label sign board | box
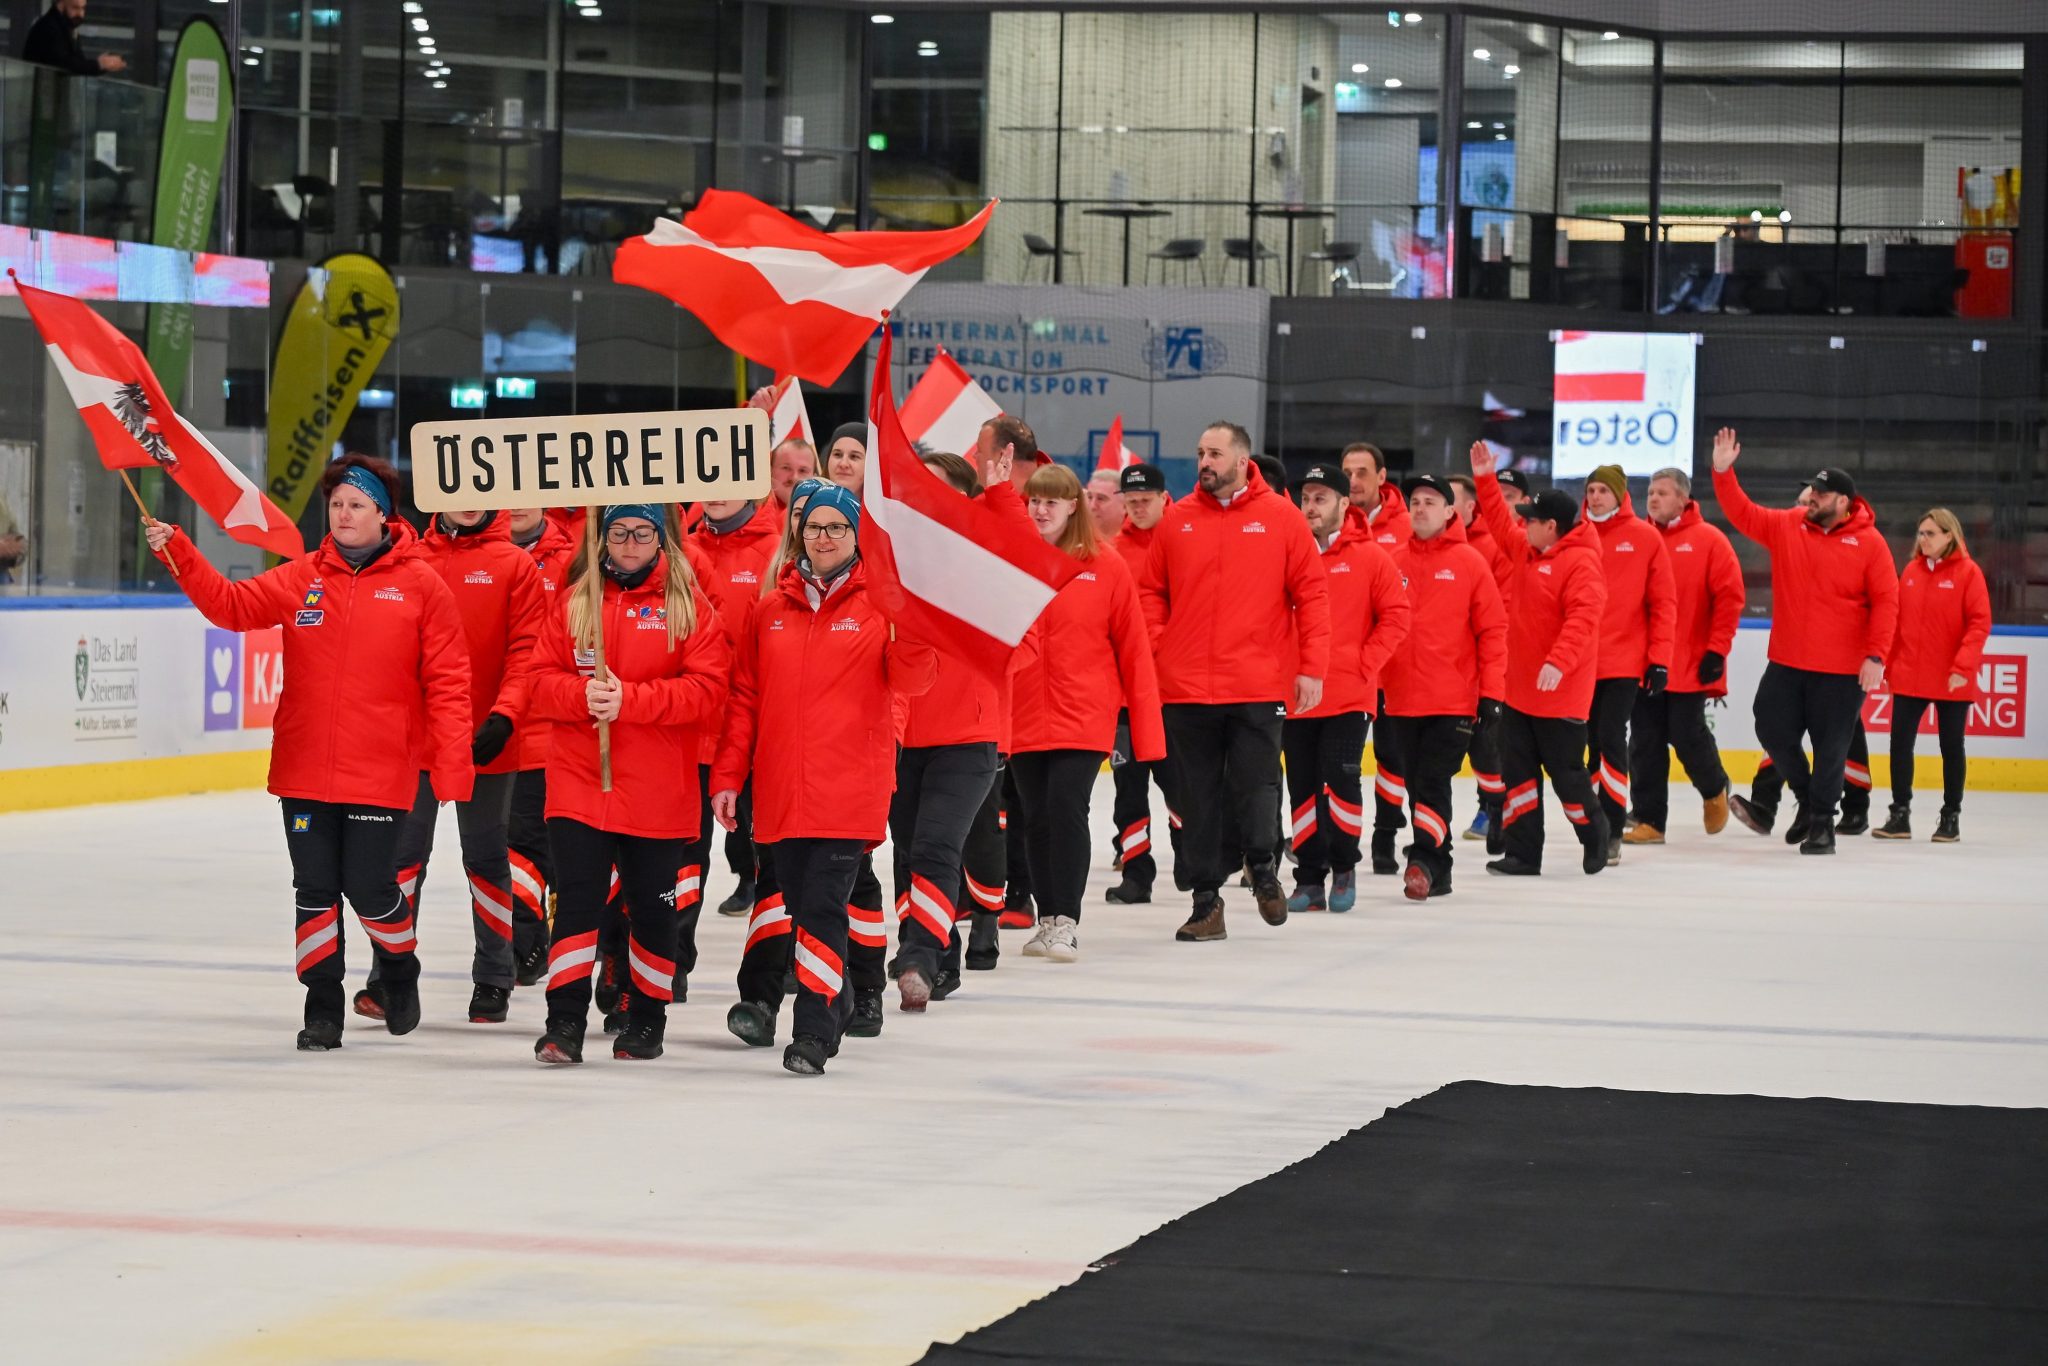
[1551,330,1697,481]
[1864,656,2028,739]
[410,408,771,512]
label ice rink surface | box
[3,776,2045,1364]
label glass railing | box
[0,56,166,244]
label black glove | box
[471,713,514,765]
[1696,651,1726,686]
[1642,665,1668,697]
[1476,698,1504,732]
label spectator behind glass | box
[23,0,127,75]
[0,489,24,584]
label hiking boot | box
[1370,831,1398,875]
[1251,872,1287,926]
[1103,877,1151,904]
[296,1019,343,1052]
[1835,810,1870,837]
[593,954,622,1015]
[1728,793,1774,836]
[1622,823,1665,845]
[964,910,1001,971]
[381,979,421,1036]
[514,938,548,987]
[930,968,962,1001]
[783,1035,829,1075]
[534,1016,585,1065]
[468,984,510,1024]
[1932,810,1961,844]
[846,988,884,1038]
[725,1000,777,1047]
[1486,856,1540,876]
[1873,805,1911,840]
[1402,862,1431,902]
[612,1014,666,1060]
[1800,823,1836,856]
[716,878,755,918]
[602,1006,629,1036]
[1286,880,1325,914]
[1174,895,1227,942]
[1328,869,1357,913]
[1703,787,1730,835]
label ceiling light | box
[1473,48,1490,61]
[1504,64,1520,75]
[1383,77,1402,88]
[584,7,601,15]
[1602,31,1619,40]
[245,44,264,53]
[1466,120,1481,128]
[1494,133,1506,141]
[872,12,894,22]
[411,17,429,31]
[1492,122,1505,130]
[432,80,447,89]
[403,2,422,11]
[243,56,258,65]
[1350,63,1369,74]
[917,48,938,57]
[1404,11,1422,21]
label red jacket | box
[1583,494,1677,681]
[1713,466,1899,675]
[1140,464,1331,705]
[1478,473,1608,720]
[414,514,549,775]
[529,553,730,840]
[507,517,578,772]
[1011,548,1165,758]
[900,482,1034,749]
[1463,513,1513,596]
[1361,483,1411,552]
[1888,549,1992,700]
[1383,530,1507,717]
[1290,508,1412,718]
[159,521,474,810]
[1114,516,1161,584]
[688,506,782,763]
[1655,502,1744,698]
[713,561,938,844]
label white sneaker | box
[1022,920,1056,958]
[1044,915,1079,963]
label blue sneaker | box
[1462,810,1490,841]
[1286,881,1326,914]
[1328,869,1356,913]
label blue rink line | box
[8,950,2044,1050]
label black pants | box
[1752,662,1866,824]
[737,843,889,1010]
[963,764,1008,920]
[543,817,687,1026]
[1110,711,1179,888]
[387,769,516,990]
[1468,713,1505,822]
[668,766,714,993]
[1889,696,1970,813]
[282,800,414,1026]
[1282,711,1368,884]
[1500,707,1606,870]
[768,837,864,1047]
[1628,691,1730,831]
[507,768,551,965]
[1752,725,1871,819]
[1009,748,1103,922]
[1000,763,1032,908]
[1587,677,1640,832]
[890,742,1000,980]
[1381,714,1473,889]
[1162,701,1285,898]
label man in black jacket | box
[23,1,127,76]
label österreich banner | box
[266,253,400,523]
[409,409,771,512]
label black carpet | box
[920,1083,2048,1364]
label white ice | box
[3,776,2045,1364]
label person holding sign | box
[712,481,937,1073]
[527,505,729,1065]
[146,454,474,1051]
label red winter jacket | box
[1290,508,1412,718]
[688,506,781,763]
[1114,516,1162,585]
[415,514,549,775]
[529,553,730,840]
[507,517,578,772]
[1713,466,1899,675]
[1463,513,1513,597]
[713,561,938,844]
[900,481,1035,749]
[1140,463,1331,705]
[1888,549,1992,701]
[1011,548,1165,758]
[1360,483,1411,552]
[1582,493,1677,681]
[159,521,474,810]
[1478,473,1608,720]
[1655,502,1744,698]
[1383,530,1508,717]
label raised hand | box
[1712,427,1741,472]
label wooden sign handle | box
[586,509,612,792]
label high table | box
[1082,205,1172,285]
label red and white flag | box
[14,278,302,558]
[862,328,1080,679]
[1096,415,1141,471]
[769,373,811,446]
[899,349,1002,459]
[613,189,996,385]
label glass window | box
[869,10,989,241]
[1328,10,1446,298]
[717,5,862,225]
[1555,28,1656,309]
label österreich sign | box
[410,408,770,512]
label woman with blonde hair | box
[1877,508,1990,843]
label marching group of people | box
[145,409,1993,1074]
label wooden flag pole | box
[119,469,178,578]
[585,508,612,792]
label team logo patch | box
[1434,568,1456,580]
[1329,562,1352,574]
[1938,580,1956,590]
[374,587,405,601]
[1076,571,1098,582]
[734,570,759,585]
[1842,536,1861,546]
[1242,521,1267,533]
[295,609,326,627]
[1538,564,1554,575]
[830,617,862,632]
[464,570,494,585]
[1676,543,1695,553]
[769,618,785,631]
[290,814,312,833]
[301,587,324,607]
[1615,541,1635,552]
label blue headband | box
[789,478,860,539]
[601,503,664,535]
[339,464,393,516]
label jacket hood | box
[423,509,513,548]
[529,516,575,561]
[1371,482,1408,519]
[1319,504,1372,554]
[1543,514,1604,560]
[1807,495,1878,538]
[1660,499,1704,533]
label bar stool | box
[1022,232,1080,282]
[1303,240,1361,294]
[1146,238,1206,285]
[1223,237,1278,285]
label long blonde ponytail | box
[563,508,700,650]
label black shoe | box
[1585,816,1612,875]
[1933,810,1961,844]
[1784,805,1812,846]
[782,966,798,996]
[1604,836,1621,868]
[1485,807,1504,857]
[846,988,884,1038]
[514,938,548,987]
[296,1019,343,1051]
[351,982,387,1021]
[1487,856,1541,877]
[382,979,421,1036]
[1800,823,1836,856]
[783,1035,829,1075]
[1430,871,1453,898]
[593,954,622,1014]
[1835,811,1870,837]
[1371,831,1398,875]
[716,878,755,918]
[1251,871,1287,926]
[535,1016,585,1065]
[1874,806,1911,840]
[1728,793,1775,836]
[726,1001,777,1047]
[602,1007,629,1036]
[467,984,510,1023]
[930,967,962,1001]
[1104,877,1152,904]
[964,910,1001,971]
[613,1013,666,1060]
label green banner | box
[144,18,233,407]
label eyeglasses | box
[802,522,852,542]
[605,526,658,545]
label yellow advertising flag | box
[266,253,400,522]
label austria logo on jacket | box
[1675,543,1695,553]
[374,587,406,601]
[830,616,862,633]
[464,570,494,585]
[1242,521,1267,534]
[1615,541,1634,553]
[1328,562,1352,575]
[1537,564,1553,575]
[1843,535,1861,546]
[1077,571,1098,582]
[1434,568,1457,580]
[733,569,759,585]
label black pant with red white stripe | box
[1586,677,1639,836]
[543,817,688,1028]
[760,837,863,1047]
[1500,707,1607,870]
[737,844,887,1009]
[507,768,552,967]
[1371,690,1410,859]
[1110,719,1180,890]
[1379,713,1474,890]
[962,765,1008,923]
[282,800,416,1027]
[999,763,1031,910]
[1749,722,1871,820]
[383,770,517,990]
[890,742,1000,983]
[1282,711,1368,885]
[1467,710,1505,824]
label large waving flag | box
[614,190,996,386]
[899,349,1003,459]
[1096,414,1141,471]
[862,327,1081,679]
[15,278,302,558]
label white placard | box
[1551,330,1697,481]
[410,408,771,512]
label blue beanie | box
[789,478,860,541]
[601,503,663,535]
[339,464,393,516]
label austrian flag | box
[899,349,1002,460]
[1097,414,1141,471]
[614,190,996,385]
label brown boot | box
[1174,896,1227,942]
[1622,823,1665,845]
[1703,786,1730,835]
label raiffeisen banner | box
[1551,330,1698,480]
